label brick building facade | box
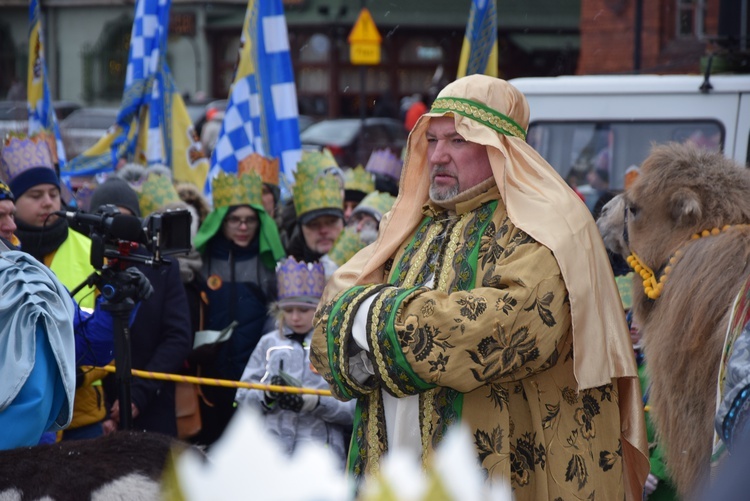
[578,0,722,74]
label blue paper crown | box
[276,257,326,305]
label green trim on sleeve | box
[369,286,436,396]
[326,284,387,399]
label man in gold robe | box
[311,75,648,500]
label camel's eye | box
[628,204,639,217]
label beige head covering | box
[338,75,635,388]
[325,75,647,496]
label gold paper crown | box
[344,165,375,194]
[353,191,396,221]
[292,151,343,218]
[238,153,280,186]
[211,171,263,209]
[296,149,338,175]
[138,173,181,216]
[292,174,343,218]
[327,228,366,267]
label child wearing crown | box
[235,257,354,465]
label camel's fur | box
[604,143,750,497]
[596,193,629,259]
[0,431,200,500]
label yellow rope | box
[93,365,332,397]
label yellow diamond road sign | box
[348,8,382,65]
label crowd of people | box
[4,74,749,500]
[0,116,401,462]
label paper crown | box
[344,165,375,195]
[139,173,181,217]
[615,272,634,310]
[297,149,339,174]
[238,153,280,186]
[293,152,343,218]
[276,257,326,305]
[0,133,55,184]
[211,171,263,210]
[365,148,403,181]
[352,191,396,222]
[327,228,366,267]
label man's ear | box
[669,187,702,227]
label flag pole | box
[358,0,367,165]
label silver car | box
[60,107,118,159]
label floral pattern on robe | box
[312,188,627,500]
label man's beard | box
[358,226,379,245]
[429,182,459,201]
[429,167,460,201]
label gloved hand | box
[266,375,319,412]
[124,266,153,302]
[263,374,286,407]
[644,473,659,497]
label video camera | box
[55,204,192,270]
[57,204,192,432]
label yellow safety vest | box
[47,229,96,309]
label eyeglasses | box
[225,215,259,227]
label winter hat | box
[89,177,141,217]
[0,180,14,202]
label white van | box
[509,74,750,209]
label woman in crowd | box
[191,171,285,446]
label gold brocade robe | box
[312,188,627,500]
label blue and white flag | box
[205,0,302,200]
[65,0,209,189]
[27,0,67,170]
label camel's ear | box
[669,187,702,226]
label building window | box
[299,33,330,63]
[677,0,706,38]
[291,31,332,116]
[82,16,132,102]
[0,22,20,99]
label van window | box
[527,120,724,211]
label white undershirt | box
[350,276,436,457]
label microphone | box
[55,210,145,243]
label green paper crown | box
[293,151,343,217]
[296,149,338,175]
[327,228,366,267]
[344,165,374,194]
[615,272,634,310]
[292,173,343,218]
[353,191,396,221]
[138,173,181,216]
[211,171,263,209]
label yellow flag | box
[457,0,499,78]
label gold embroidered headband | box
[430,96,527,141]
